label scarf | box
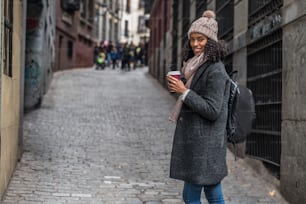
[169,53,205,123]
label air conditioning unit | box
[61,0,80,12]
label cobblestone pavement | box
[1,67,289,204]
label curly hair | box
[182,38,227,63]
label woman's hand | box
[167,76,187,94]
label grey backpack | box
[226,71,256,158]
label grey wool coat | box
[170,61,230,185]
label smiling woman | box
[189,33,207,56]
[166,10,229,204]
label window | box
[61,0,80,12]
[114,22,119,41]
[124,20,129,37]
[109,18,112,40]
[126,0,130,13]
[138,0,144,9]
[3,0,13,77]
[216,0,234,41]
[196,0,207,18]
[102,15,107,40]
[88,0,93,22]
[109,0,113,10]
[67,41,73,59]
[138,16,146,33]
[80,0,86,18]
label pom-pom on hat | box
[187,10,218,42]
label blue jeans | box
[183,182,225,204]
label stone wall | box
[24,0,55,110]
[0,0,25,199]
[281,1,306,202]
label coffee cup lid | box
[167,71,181,75]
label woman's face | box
[189,33,208,56]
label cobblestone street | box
[1,67,288,204]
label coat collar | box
[190,61,211,88]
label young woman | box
[167,10,229,204]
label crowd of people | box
[93,40,147,71]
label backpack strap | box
[229,70,238,81]
[229,70,238,76]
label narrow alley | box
[1,67,288,204]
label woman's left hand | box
[167,76,187,94]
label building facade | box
[93,0,149,46]
[149,0,306,203]
[75,0,95,68]
[24,0,55,110]
[55,0,78,71]
[120,0,149,45]
[0,0,27,199]
[280,1,306,203]
[55,0,95,71]
[94,0,121,44]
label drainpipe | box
[18,0,27,160]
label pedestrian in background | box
[116,41,123,68]
[121,42,131,71]
[93,41,103,66]
[166,10,229,204]
[95,49,106,70]
[107,41,114,67]
[135,42,144,67]
[110,47,118,69]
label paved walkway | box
[1,67,288,204]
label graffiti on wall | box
[24,0,55,110]
[24,54,43,108]
[24,14,43,109]
[25,60,41,96]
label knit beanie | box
[187,10,218,42]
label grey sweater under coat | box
[170,61,230,185]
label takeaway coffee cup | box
[167,71,181,80]
[167,71,181,92]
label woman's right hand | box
[167,76,187,94]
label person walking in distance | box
[167,10,229,204]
